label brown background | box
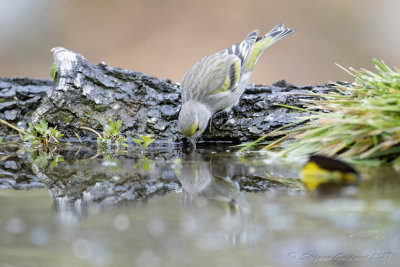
[1,0,399,85]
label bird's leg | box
[208,110,230,132]
[214,110,230,120]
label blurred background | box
[0,0,399,85]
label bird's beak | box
[190,137,198,150]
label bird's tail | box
[245,23,295,71]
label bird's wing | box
[205,53,241,97]
[220,29,258,73]
[181,53,242,101]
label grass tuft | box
[266,59,400,166]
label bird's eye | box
[196,125,200,132]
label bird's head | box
[178,101,212,148]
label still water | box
[0,143,399,267]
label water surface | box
[0,143,399,267]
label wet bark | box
[2,47,337,144]
[0,77,52,137]
[0,144,44,189]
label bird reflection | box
[30,149,256,246]
[177,153,254,246]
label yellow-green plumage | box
[246,37,273,71]
[180,122,198,137]
[178,23,295,148]
[211,60,240,95]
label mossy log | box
[1,47,337,144]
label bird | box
[301,155,360,190]
[178,23,295,149]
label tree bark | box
[1,47,337,144]
[0,77,52,136]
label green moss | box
[93,104,106,112]
[50,61,58,83]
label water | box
[0,143,399,267]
